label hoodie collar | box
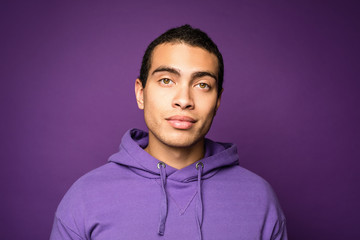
[108,128,239,181]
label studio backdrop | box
[1,1,359,239]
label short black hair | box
[139,24,224,95]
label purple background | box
[1,1,359,239]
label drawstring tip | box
[158,225,165,236]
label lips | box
[166,115,196,130]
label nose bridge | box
[172,83,194,109]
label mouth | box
[166,115,197,130]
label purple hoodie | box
[51,129,287,240]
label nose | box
[172,86,194,110]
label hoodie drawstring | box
[157,162,168,236]
[157,161,204,240]
[196,161,204,240]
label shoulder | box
[216,164,274,191]
[212,165,284,212]
[71,161,135,187]
[55,162,127,215]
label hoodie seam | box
[55,215,84,240]
[179,192,197,215]
[154,179,198,215]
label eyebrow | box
[151,66,217,81]
[151,66,180,76]
[191,71,217,82]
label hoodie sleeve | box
[50,216,84,240]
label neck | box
[145,135,205,170]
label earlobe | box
[135,79,144,110]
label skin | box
[135,43,222,169]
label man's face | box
[135,43,221,148]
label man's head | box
[139,24,224,95]
[135,25,224,150]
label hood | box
[108,128,239,181]
[108,128,239,239]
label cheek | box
[143,92,169,119]
[197,96,218,116]
[146,87,174,107]
[145,95,167,111]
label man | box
[51,25,287,240]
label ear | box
[135,79,144,110]
[215,88,223,113]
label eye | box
[196,82,210,89]
[159,78,174,85]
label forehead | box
[149,43,218,75]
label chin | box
[163,139,198,148]
[161,131,204,148]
